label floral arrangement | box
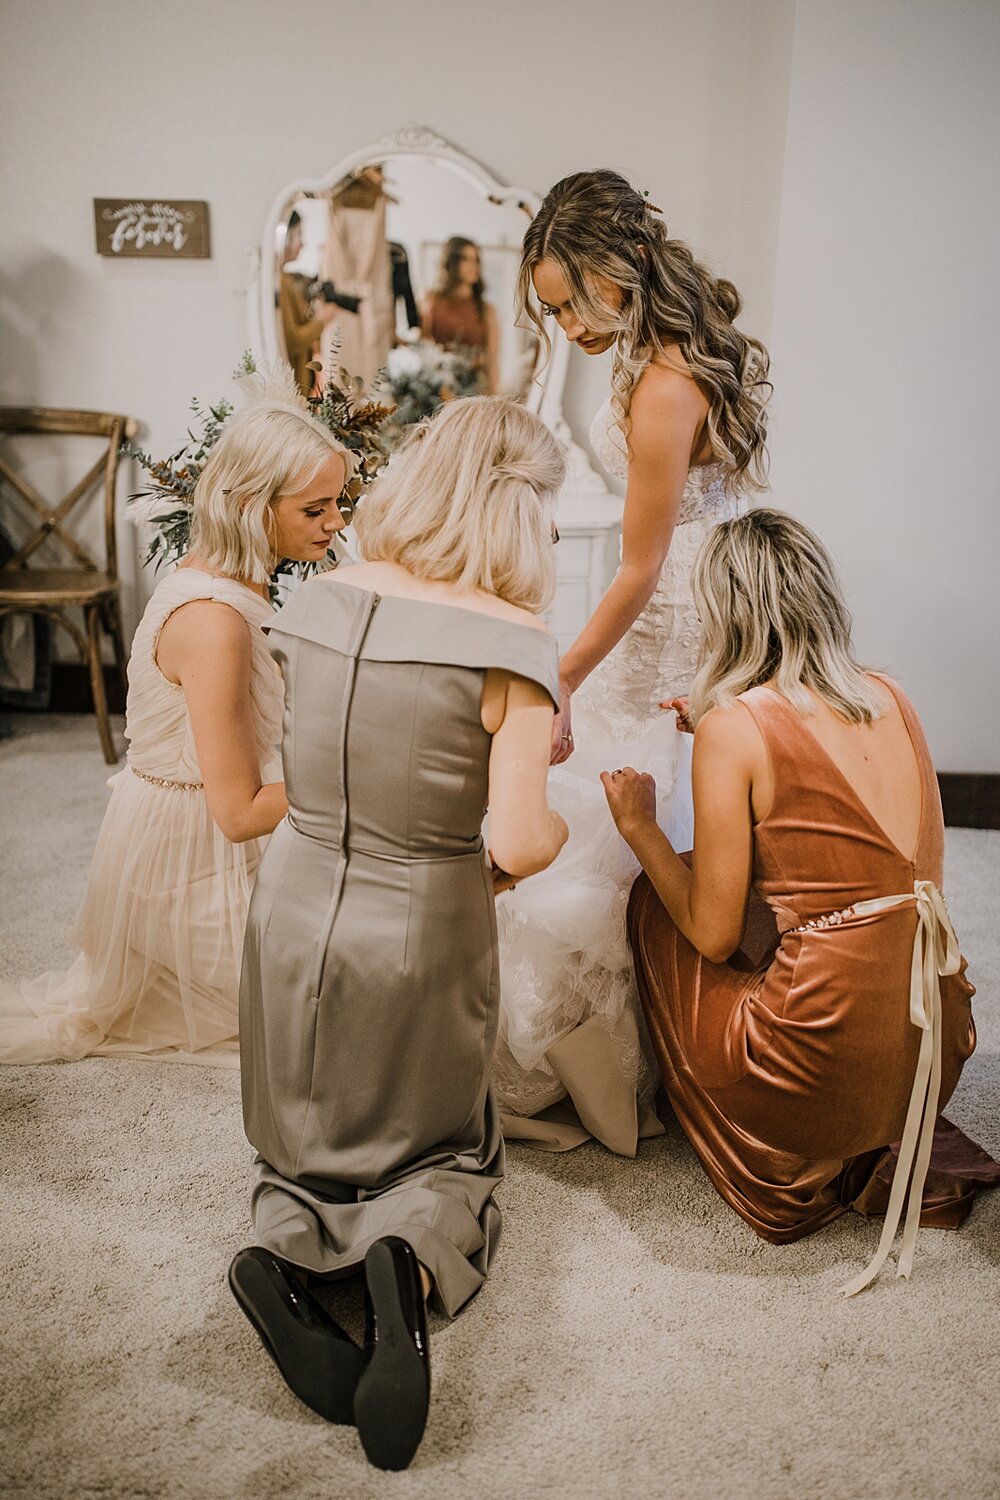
[376,339,480,443]
[123,351,394,590]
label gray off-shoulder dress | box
[239,579,560,1316]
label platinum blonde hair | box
[354,395,564,612]
[690,509,886,725]
[187,363,353,585]
[517,170,771,493]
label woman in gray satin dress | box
[230,396,568,1471]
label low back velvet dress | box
[628,678,998,1252]
[239,578,560,1317]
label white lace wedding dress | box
[494,397,747,1154]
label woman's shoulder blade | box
[696,701,757,740]
[142,570,267,639]
[159,594,252,640]
[632,357,707,417]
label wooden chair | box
[0,407,139,764]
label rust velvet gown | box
[628,677,999,1268]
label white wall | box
[768,0,1000,770]
[0,0,794,637]
[8,0,996,771]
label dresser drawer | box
[547,579,590,640]
[554,534,594,579]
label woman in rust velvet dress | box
[421,237,499,395]
[604,509,998,1294]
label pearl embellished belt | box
[790,882,961,1297]
[789,902,861,933]
[131,766,204,792]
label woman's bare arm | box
[485,670,568,878]
[552,366,708,762]
[602,707,757,962]
[560,367,706,693]
[156,600,287,843]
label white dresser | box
[547,444,624,652]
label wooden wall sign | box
[93,199,211,258]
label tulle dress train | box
[494,397,747,1155]
[0,569,283,1066]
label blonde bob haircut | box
[187,365,352,586]
[689,508,886,726]
[354,395,565,613]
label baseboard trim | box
[937,774,1000,830]
[6,666,1000,829]
[5,661,126,716]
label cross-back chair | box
[0,407,139,764]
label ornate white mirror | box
[249,126,622,647]
[249,126,574,423]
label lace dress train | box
[494,399,746,1154]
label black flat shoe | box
[353,1236,431,1471]
[228,1247,365,1424]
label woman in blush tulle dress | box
[0,368,350,1066]
[494,170,771,1155]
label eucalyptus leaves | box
[123,352,394,588]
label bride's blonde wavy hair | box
[689,509,885,725]
[516,170,771,492]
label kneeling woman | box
[232,397,568,1469]
[0,368,349,1065]
[604,509,998,1292]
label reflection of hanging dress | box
[389,242,420,331]
[320,195,393,390]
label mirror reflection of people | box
[608,510,998,1292]
[232,397,567,1471]
[0,368,350,1066]
[421,236,499,394]
[279,209,337,396]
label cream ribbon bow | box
[839,880,961,1297]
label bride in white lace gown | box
[494,171,771,1154]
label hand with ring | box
[600,764,657,838]
[660,695,694,734]
[488,852,519,895]
[550,680,575,765]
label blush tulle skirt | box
[0,766,269,1066]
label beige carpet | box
[1,715,998,1500]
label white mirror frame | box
[248,125,572,422]
[248,125,622,609]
